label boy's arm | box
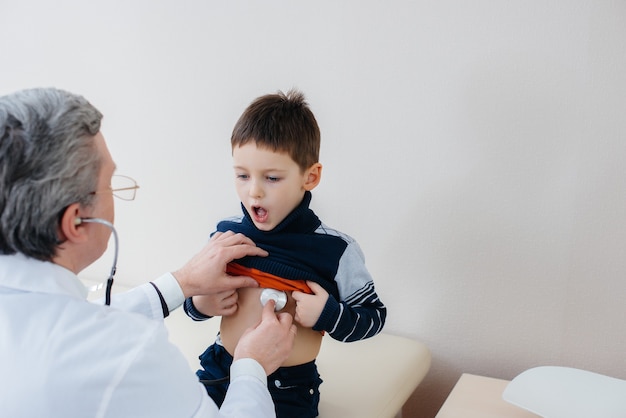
[313,281,387,342]
[293,240,387,342]
[184,296,213,321]
[184,290,243,320]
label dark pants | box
[197,342,322,418]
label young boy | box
[184,90,387,417]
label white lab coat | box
[0,253,275,418]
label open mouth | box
[252,206,269,223]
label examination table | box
[165,308,431,417]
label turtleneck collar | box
[239,191,320,234]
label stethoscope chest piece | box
[260,288,287,311]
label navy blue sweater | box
[187,192,386,342]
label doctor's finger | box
[212,231,255,247]
[220,244,268,263]
[220,274,259,290]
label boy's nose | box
[249,181,263,198]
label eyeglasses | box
[90,175,140,201]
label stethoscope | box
[76,217,231,387]
[74,217,230,387]
[76,217,118,306]
[76,216,288,387]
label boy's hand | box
[191,290,242,317]
[291,281,328,327]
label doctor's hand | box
[234,300,297,375]
[172,231,267,299]
[292,281,329,328]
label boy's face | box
[233,142,317,231]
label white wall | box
[2,1,625,416]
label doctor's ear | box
[59,204,88,242]
[304,163,322,191]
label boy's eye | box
[236,174,249,180]
[266,176,280,182]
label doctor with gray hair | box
[0,87,296,418]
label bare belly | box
[220,287,323,367]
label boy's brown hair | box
[231,89,320,171]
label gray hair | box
[0,88,103,260]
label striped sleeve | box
[183,297,213,321]
[314,281,386,342]
[312,240,387,342]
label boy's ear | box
[304,163,322,191]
